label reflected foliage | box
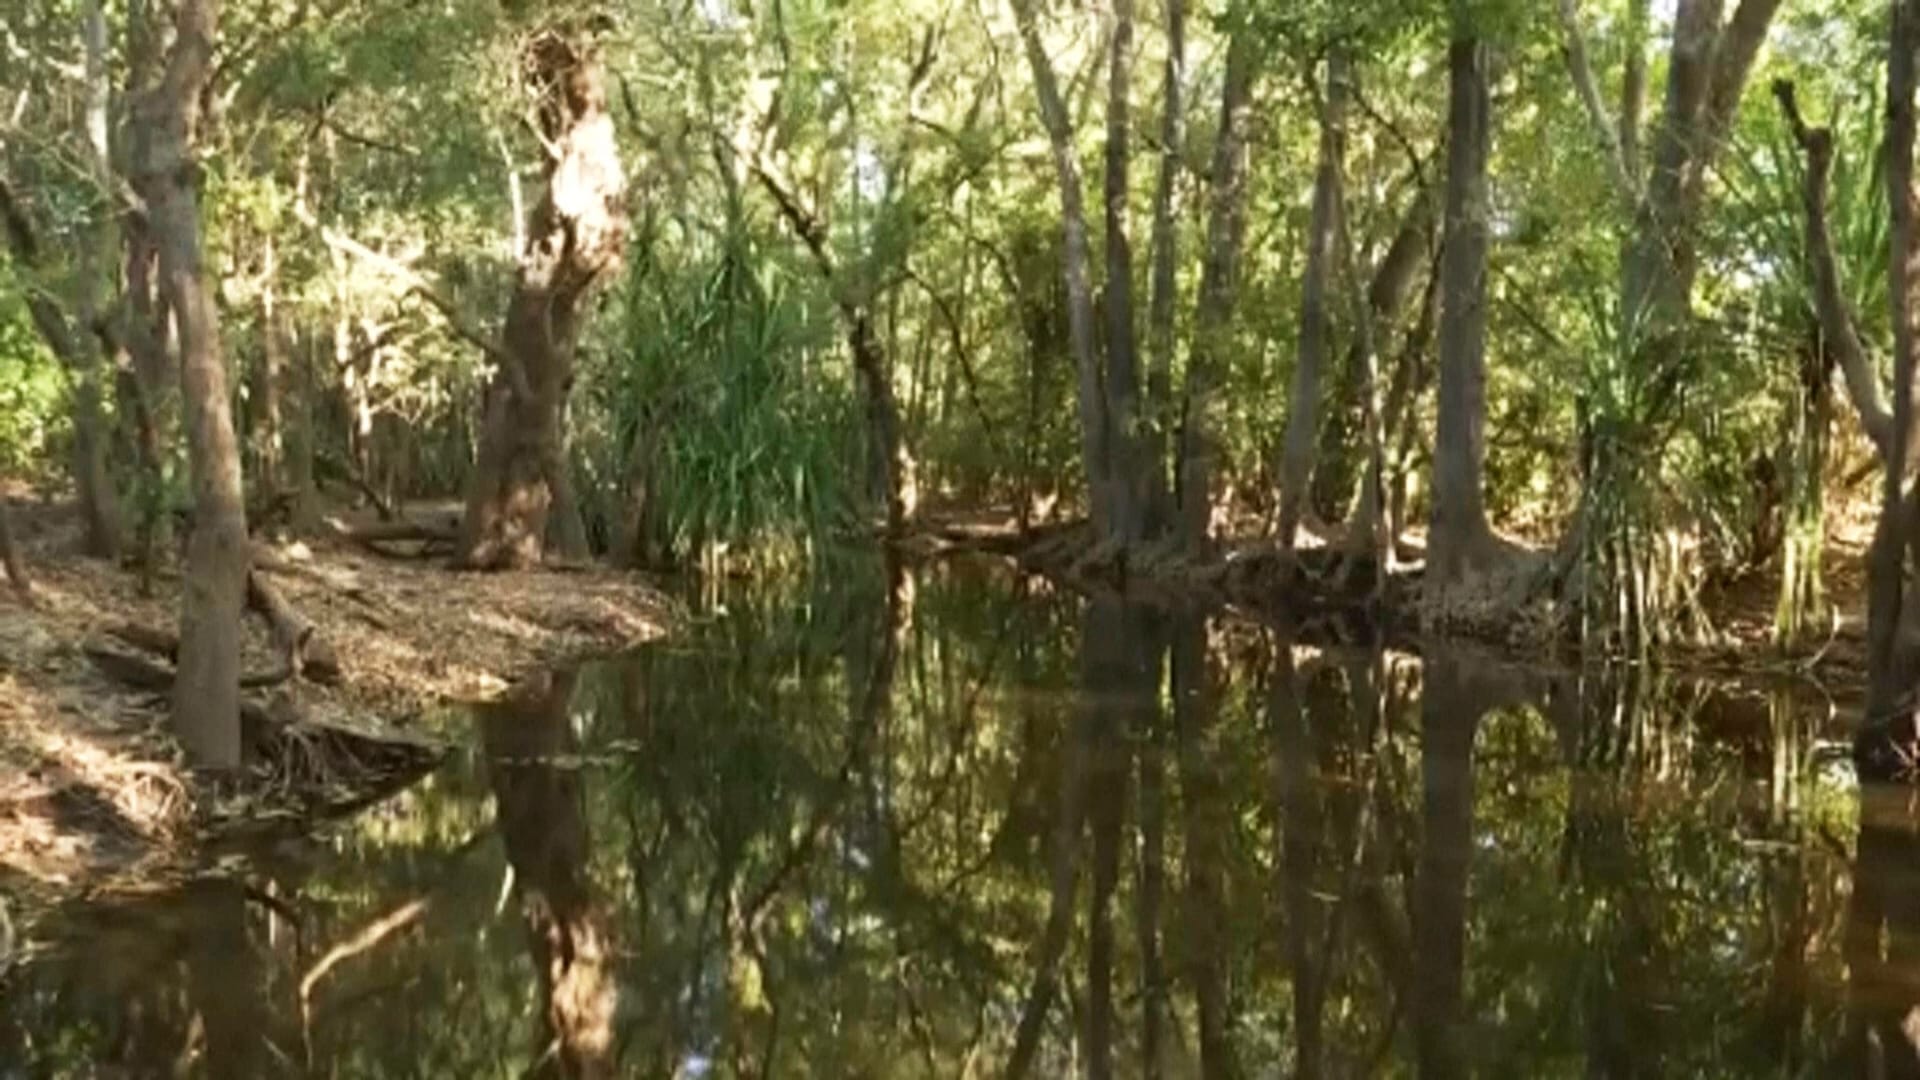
[0,561,1875,1075]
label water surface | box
[3,557,1899,1076]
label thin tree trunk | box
[140,0,248,769]
[1010,0,1117,537]
[72,0,124,560]
[1428,35,1497,586]
[1277,48,1349,555]
[1142,0,1186,538]
[1176,29,1258,552]
[457,27,627,570]
[1101,0,1146,545]
[253,237,287,512]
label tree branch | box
[1556,0,1641,208]
[1773,78,1891,457]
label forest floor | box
[0,496,675,913]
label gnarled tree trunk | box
[139,0,248,768]
[457,26,626,570]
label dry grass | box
[0,499,675,899]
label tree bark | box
[136,0,248,769]
[1428,36,1497,587]
[1277,48,1350,555]
[1101,0,1147,544]
[73,0,125,560]
[1868,0,1920,733]
[0,498,28,596]
[1010,0,1118,538]
[1176,28,1258,552]
[252,239,287,512]
[1142,0,1185,539]
[456,26,627,570]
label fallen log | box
[248,571,342,685]
[324,515,458,558]
[107,621,179,662]
[84,641,294,692]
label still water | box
[1,557,1906,1076]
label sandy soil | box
[0,499,675,904]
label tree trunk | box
[0,498,28,596]
[0,176,121,561]
[1142,0,1185,539]
[1868,0,1920,736]
[1428,36,1497,587]
[1276,48,1349,555]
[141,0,248,769]
[121,0,176,581]
[1101,0,1147,544]
[1176,29,1258,552]
[457,27,627,570]
[252,240,287,514]
[1010,0,1117,538]
[72,0,124,560]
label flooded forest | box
[5,0,1920,1073]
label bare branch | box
[1773,78,1892,457]
[1556,0,1641,208]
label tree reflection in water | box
[0,561,1882,1075]
[479,667,618,1077]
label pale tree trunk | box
[141,0,248,769]
[252,237,286,513]
[1276,47,1349,555]
[1176,28,1258,552]
[1428,36,1497,587]
[1101,0,1147,544]
[73,0,124,560]
[1010,0,1117,538]
[1142,0,1185,539]
[457,26,626,569]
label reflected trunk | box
[480,669,619,1077]
[1845,787,1920,1077]
[1173,609,1240,1079]
[1411,654,1480,1080]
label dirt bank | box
[0,498,675,909]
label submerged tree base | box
[927,509,1883,686]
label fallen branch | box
[324,514,459,557]
[248,571,342,686]
[84,641,295,692]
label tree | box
[456,19,627,570]
[133,0,249,768]
[1427,29,1495,589]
